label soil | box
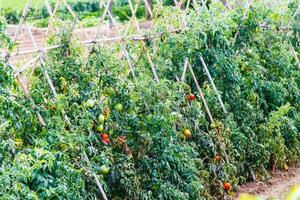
[235,164,300,200]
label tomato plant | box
[0,1,300,200]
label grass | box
[0,0,89,11]
[0,0,47,10]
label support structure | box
[187,61,214,123]
[200,56,227,115]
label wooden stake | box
[187,61,214,123]
[83,151,108,200]
[181,59,188,82]
[200,56,227,115]
[290,43,300,70]
[127,0,160,83]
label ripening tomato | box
[187,94,195,101]
[215,155,222,161]
[223,182,231,191]
[101,133,109,140]
[183,129,192,138]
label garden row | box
[0,1,300,199]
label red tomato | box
[187,94,195,101]
[101,133,109,140]
[102,138,110,145]
[223,182,231,191]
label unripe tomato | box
[115,103,123,112]
[99,165,110,175]
[103,87,115,96]
[96,125,104,132]
[183,129,192,138]
[223,182,231,191]
[98,114,105,124]
[15,138,23,149]
[85,99,95,108]
[210,123,216,129]
[101,133,109,140]
[187,94,195,101]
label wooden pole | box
[200,56,227,115]
[181,59,188,82]
[127,0,160,83]
[83,151,108,200]
[187,61,214,123]
[25,20,73,127]
[108,0,113,29]
[8,63,46,126]
[144,0,153,19]
[5,0,31,62]
[290,43,300,70]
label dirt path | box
[235,164,300,199]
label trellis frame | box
[1,0,299,198]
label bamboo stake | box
[62,0,89,39]
[143,0,153,18]
[11,29,182,57]
[83,151,108,200]
[99,1,137,79]
[84,0,114,68]
[127,0,160,83]
[25,22,41,79]
[200,56,227,115]
[4,0,46,127]
[42,63,72,126]
[14,52,42,77]
[45,0,61,36]
[44,0,53,16]
[12,0,31,43]
[8,63,46,126]
[5,0,31,62]
[25,19,72,127]
[290,43,300,70]
[187,61,214,123]
[181,59,188,82]
[123,0,141,40]
[92,0,113,40]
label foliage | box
[0,1,300,200]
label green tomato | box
[85,99,95,108]
[103,87,115,96]
[96,125,104,132]
[170,112,177,120]
[99,165,110,175]
[210,123,216,129]
[98,114,105,124]
[115,103,123,112]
